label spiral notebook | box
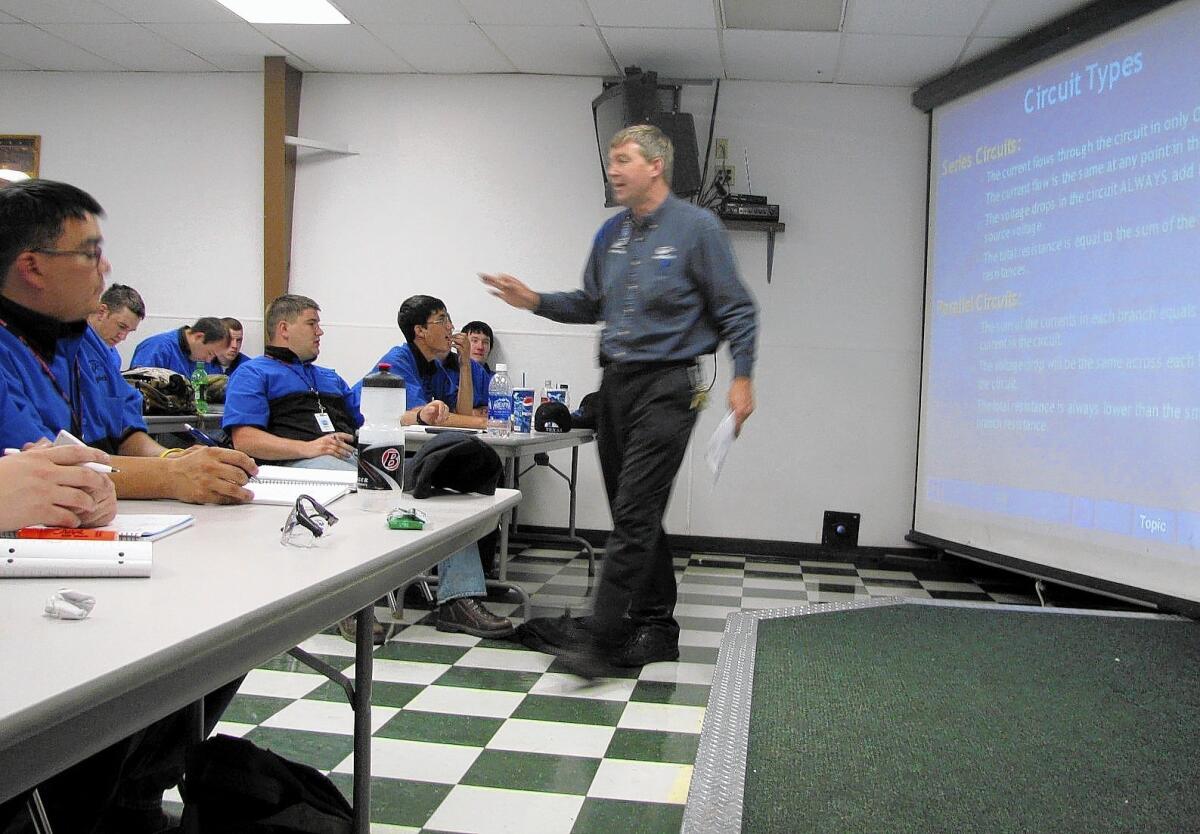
[247,465,358,506]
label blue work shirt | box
[223,347,362,459]
[536,193,758,378]
[0,299,147,453]
[363,342,489,410]
[205,351,250,378]
[87,324,123,372]
[130,327,196,377]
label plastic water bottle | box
[190,361,209,415]
[357,363,406,512]
[487,364,513,437]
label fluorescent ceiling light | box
[213,0,350,25]
[722,0,845,32]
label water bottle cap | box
[377,362,391,372]
[495,363,508,372]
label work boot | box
[610,625,679,667]
[436,598,515,638]
[337,612,390,646]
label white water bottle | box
[487,364,513,437]
[357,363,406,511]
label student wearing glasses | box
[0,179,258,505]
[363,295,491,430]
[0,179,254,833]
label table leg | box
[497,457,514,583]
[352,604,374,834]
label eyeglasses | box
[31,245,104,265]
[425,314,453,329]
[281,494,339,547]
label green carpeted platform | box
[742,604,1200,833]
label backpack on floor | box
[179,734,353,834]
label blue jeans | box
[283,453,486,602]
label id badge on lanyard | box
[314,411,335,433]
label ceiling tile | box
[0,47,32,68]
[976,0,1092,38]
[459,0,592,26]
[723,0,844,32]
[0,0,126,23]
[843,0,990,37]
[370,23,514,73]
[145,22,283,71]
[0,23,123,69]
[97,0,241,23]
[586,0,717,29]
[41,23,218,70]
[837,32,965,87]
[330,0,470,24]
[958,35,1009,66]
[252,23,414,72]
[724,29,840,82]
[601,27,721,79]
[481,24,616,75]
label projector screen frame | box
[909,0,1200,614]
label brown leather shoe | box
[436,597,515,638]
[338,613,391,646]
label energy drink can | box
[512,387,535,433]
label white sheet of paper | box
[706,410,738,483]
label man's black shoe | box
[611,626,679,667]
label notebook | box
[0,514,194,577]
[247,465,358,506]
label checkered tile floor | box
[167,547,1043,833]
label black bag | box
[122,367,196,415]
[179,734,353,834]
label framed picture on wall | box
[0,135,40,179]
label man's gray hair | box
[610,124,674,186]
[266,294,319,335]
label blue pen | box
[182,423,219,447]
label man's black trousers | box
[592,361,698,647]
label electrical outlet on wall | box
[715,137,729,160]
[716,164,734,188]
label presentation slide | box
[916,0,1200,604]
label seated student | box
[0,178,257,505]
[0,179,248,833]
[461,319,495,375]
[370,295,490,429]
[224,294,514,641]
[88,282,145,370]
[130,316,228,377]
[205,315,250,377]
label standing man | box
[482,124,758,675]
[206,315,250,377]
[87,282,145,369]
[130,316,228,376]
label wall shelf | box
[284,135,357,155]
[721,220,785,283]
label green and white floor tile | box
[164,547,1040,833]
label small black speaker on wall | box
[822,510,860,549]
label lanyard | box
[0,317,83,437]
[272,356,327,413]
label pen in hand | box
[183,423,219,447]
[3,447,119,474]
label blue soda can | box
[512,388,535,433]
[546,388,567,405]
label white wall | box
[4,68,927,547]
[1,72,266,366]
[292,74,929,546]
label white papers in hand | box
[706,411,738,483]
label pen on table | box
[3,447,119,474]
[182,423,219,447]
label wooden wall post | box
[263,56,303,331]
